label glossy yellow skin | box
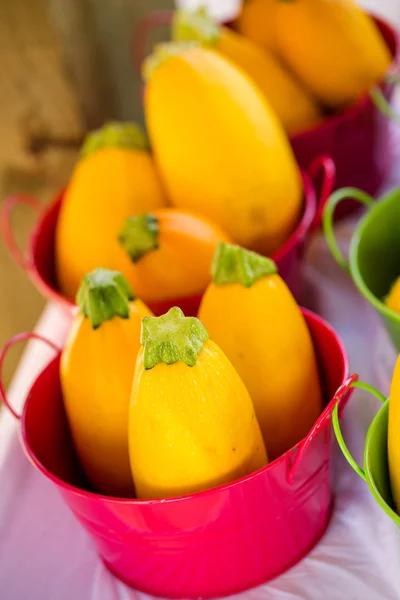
[56,147,167,301]
[129,341,268,499]
[275,0,391,109]
[145,46,302,255]
[198,274,323,460]
[235,0,277,54]
[61,299,152,497]
[217,27,322,134]
[385,277,400,314]
[388,355,400,510]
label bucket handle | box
[307,154,336,234]
[132,10,173,76]
[323,187,375,272]
[1,194,42,271]
[332,380,386,481]
[370,67,400,126]
[0,332,60,420]
[287,374,358,484]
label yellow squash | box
[129,306,267,499]
[56,121,167,301]
[388,355,400,510]
[60,268,153,497]
[198,242,323,460]
[143,42,302,255]
[274,0,391,109]
[385,277,400,314]
[234,0,277,53]
[172,7,322,135]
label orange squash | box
[198,242,323,460]
[234,0,278,54]
[56,121,167,301]
[117,208,231,303]
[275,0,391,109]
[60,268,153,497]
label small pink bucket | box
[1,309,351,599]
[1,156,335,316]
[133,12,398,218]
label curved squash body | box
[144,46,302,255]
[218,28,322,134]
[117,209,231,303]
[275,0,391,108]
[129,308,267,499]
[56,144,166,301]
[388,356,400,510]
[61,297,152,497]
[235,0,277,54]
[199,262,322,460]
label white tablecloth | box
[3,101,400,600]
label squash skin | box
[388,356,400,511]
[235,0,278,54]
[61,299,153,497]
[118,208,232,303]
[129,340,268,499]
[198,274,323,460]
[55,146,167,301]
[144,46,302,255]
[217,27,322,134]
[385,277,400,314]
[275,0,391,109]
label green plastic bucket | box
[324,187,400,352]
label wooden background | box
[0,0,173,386]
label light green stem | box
[141,306,209,369]
[212,242,277,287]
[80,121,149,158]
[172,6,220,46]
[118,214,159,263]
[76,268,134,329]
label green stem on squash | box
[76,268,134,329]
[80,121,149,158]
[212,242,277,287]
[370,85,400,126]
[142,41,199,81]
[172,6,220,46]
[141,306,209,369]
[118,214,159,263]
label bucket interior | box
[353,187,400,304]
[365,400,400,526]
[21,310,347,496]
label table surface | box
[3,108,400,600]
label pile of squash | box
[53,0,391,499]
[61,245,322,499]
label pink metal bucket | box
[1,156,335,316]
[1,309,351,599]
[133,12,398,219]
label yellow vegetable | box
[388,355,400,510]
[143,42,302,255]
[60,268,153,497]
[129,306,267,499]
[56,121,167,301]
[385,277,400,314]
[172,7,322,134]
[234,0,277,54]
[198,243,323,460]
[275,0,391,109]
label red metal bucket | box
[133,12,398,219]
[1,309,351,599]
[1,156,335,316]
